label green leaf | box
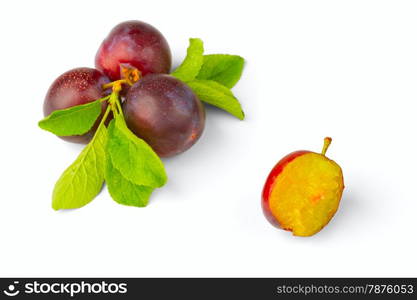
[196,54,244,88]
[107,116,167,188]
[105,157,153,207]
[39,99,102,136]
[171,38,204,82]
[52,124,108,210]
[187,80,245,120]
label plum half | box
[262,138,344,236]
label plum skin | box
[95,20,172,81]
[124,74,205,157]
[43,67,110,144]
[262,150,310,228]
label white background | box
[0,0,416,277]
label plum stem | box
[100,83,123,126]
[98,105,112,129]
[84,104,111,146]
[107,82,123,115]
[115,96,123,115]
[102,79,127,91]
[321,137,332,156]
[99,95,111,103]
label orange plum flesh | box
[262,138,344,237]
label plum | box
[43,67,110,143]
[123,74,205,157]
[95,20,172,81]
